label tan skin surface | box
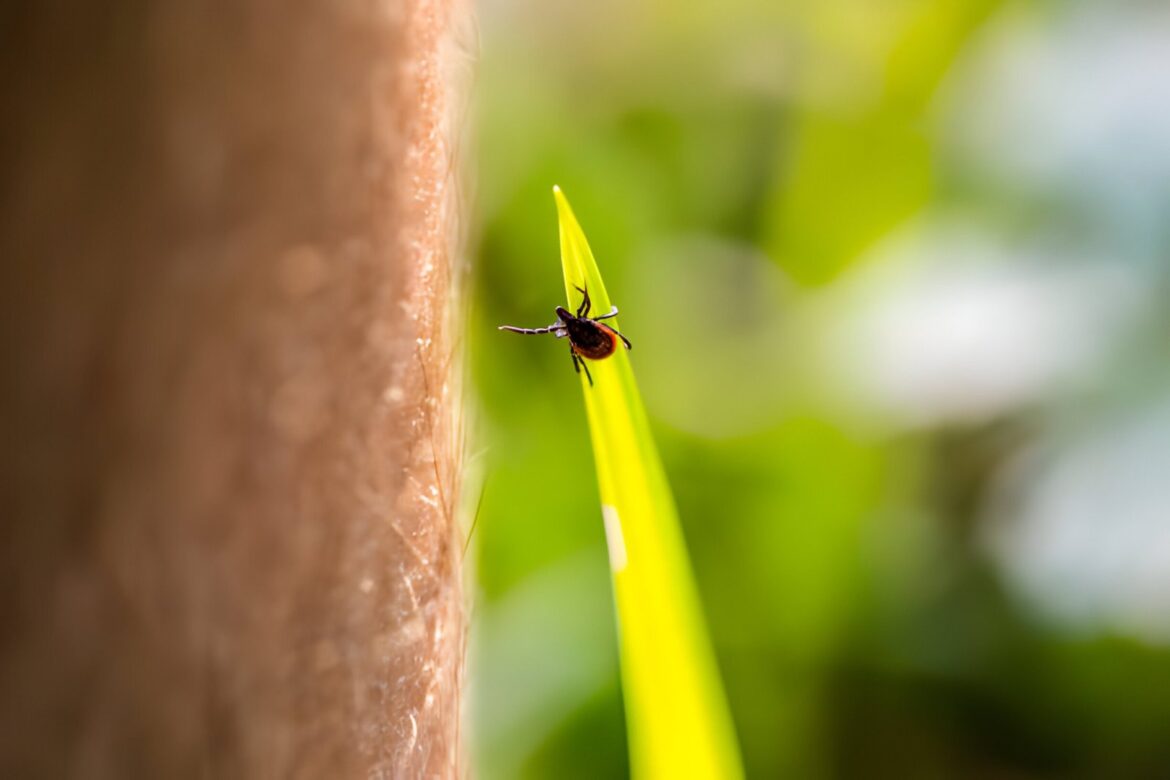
[0,1,466,776]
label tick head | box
[554,305,574,323]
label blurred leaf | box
[763,0,1002,285]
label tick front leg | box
[592,306,619,321]
[498,323,562,335]
[574,284,591,318]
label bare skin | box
[0,1,467,777]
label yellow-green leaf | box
[553,186,743,780]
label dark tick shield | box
[498,285,632,386]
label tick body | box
[499,285,632,386]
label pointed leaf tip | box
[547,188,743,778]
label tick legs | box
[571,349,593,386]
[574,285,591,318]
[575,290,622,330]
[498,323,565,336]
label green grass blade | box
[553,186,744,779]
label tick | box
[498,285,632,386]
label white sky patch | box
[602,505,627,573]
[819,222,1145,429]
[984,398,1170,644]
[942,3,1170,234]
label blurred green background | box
[468,0,1170,777]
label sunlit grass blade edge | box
[552,186,744,779]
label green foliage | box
[472,1,1170,778]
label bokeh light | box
[470,1,1170,776]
